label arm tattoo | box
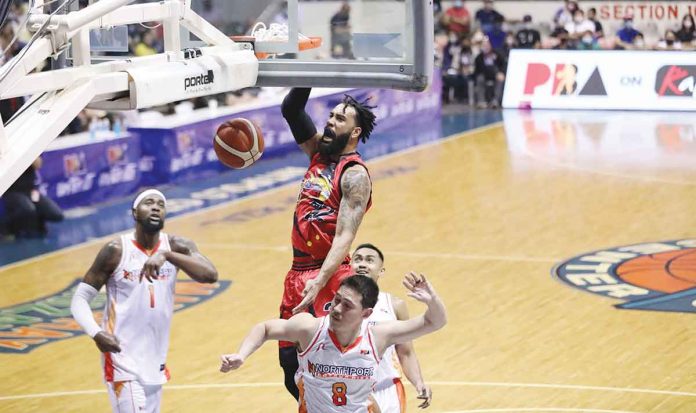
[84,239,121,289]
[339,166,371,234]
[169,235,199,256]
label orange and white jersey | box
[101,231,178,385]
[369,292,403,390]
[296,316,380,413]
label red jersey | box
[291,152,372,270]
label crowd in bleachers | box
[3,0,696,119]
[433,0,696,107]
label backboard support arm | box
[0,0,256,195]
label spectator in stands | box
[0,24,25,122]
[631,33,646,50]
[6,1,30,43]
[576,30,600,50]
[475,0,504,34]
[2,157,63,238]
[657,30,682,50]
[442,35,475,105]
[549,21,570,49]
[433,0,444,31]
[470,28,485,56]
[442,0,471,37]
[473,38,506,109]
[134,30,159,56]
[61,110,90,136]
[564,9,595,44]
[675,14,695,45]
[330,2,353,58]
[501,31,516,59]
[0,24,20,65]
[616,16,642,46]
[586,7,604,38]
[516,15,541,49]
[433,0,442,14]
[554,0,578,28]
[433,30,449,68]
[485,15,507,51]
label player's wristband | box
[281,88,317,145]
[71,282,103,338]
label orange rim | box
[299,36,322,50]
[229,35,322,59]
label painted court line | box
[0,380,693,401]
[427,381,696,398]
[0,122,503,273]
[443,409,642,413]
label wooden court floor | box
[1,111,695,412]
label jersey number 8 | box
[332,382,348,406]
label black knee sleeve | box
[279,346,300,400]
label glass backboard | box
[183,0,433,91]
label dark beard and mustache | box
[137,216,164,233]
[318,127,351,157]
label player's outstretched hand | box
[93,331,121,353]
[292,277,322,315]
[402,272,436,304]
[220,354,244,373]
[416,383,433,408]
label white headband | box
[132,189,167,209]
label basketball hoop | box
[230,22,322,59]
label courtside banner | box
[503,49,696,111]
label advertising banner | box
[39,133,143,210]
[503,49,696,111]
[132,75,442,186]
[2,74,440,216]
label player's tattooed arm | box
[338,165,371,232]
[322,165,371,275]
[163,235,218,283]
[293,165,371,314]
[83,239,122,290]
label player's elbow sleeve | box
[281,88,312,117]
[71,282,102,338]
[282,89,317,144]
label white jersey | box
[101,231,178,385]
[369,292,403,390]
[296,316,379,413]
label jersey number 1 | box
[332,382,347,406]
[148,285,155,308]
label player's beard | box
[318,127,351,157]
[138,215,164,233]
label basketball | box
[213,118,264,169]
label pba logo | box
[655,65,696,97]
[106,144,126,166]
[523,63,607,96]
[0,279,231,353]
[63,152,87,177]
[554,240,696,314]
[176,132,195,153]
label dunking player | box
[220,273,447,413]
[352,244,432,411]
[70,189,218,412]
[279,88,377,399]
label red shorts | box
[279,263,353,348]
